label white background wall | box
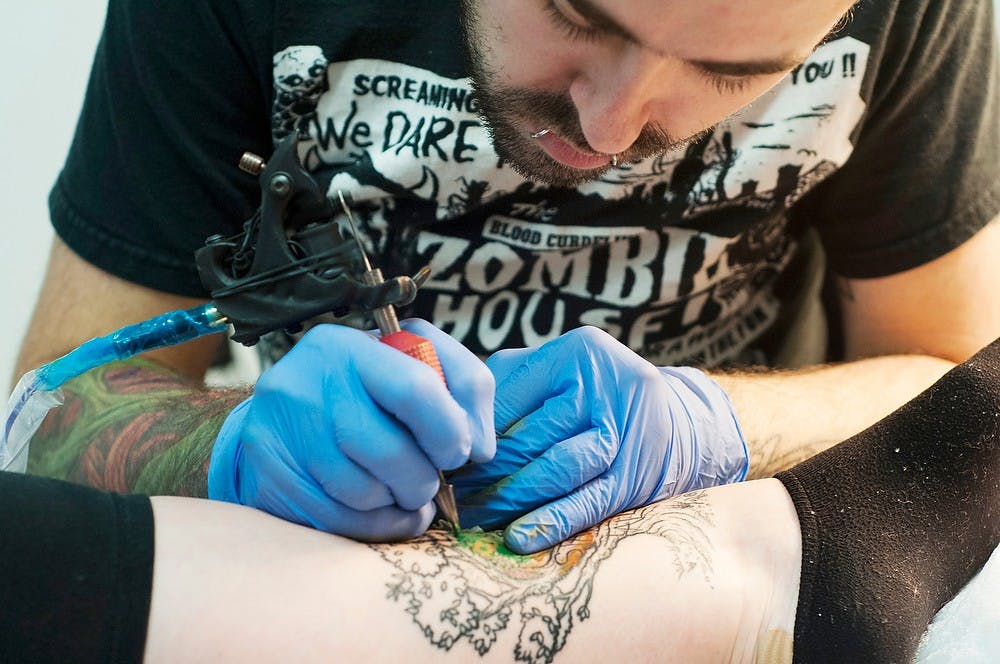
[1,2,107,390]
[1,2,999,392]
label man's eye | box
[543,0,601,42]
[698,69,752,95]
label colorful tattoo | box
[371,491,715,662]
[27,359,246,497]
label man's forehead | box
[558,0,852,65]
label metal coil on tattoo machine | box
[195,135,418,345]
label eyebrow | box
[564,0,812,76]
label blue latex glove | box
[452,326,747,554]
[208,319,495,541]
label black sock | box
[776,338,1000,663]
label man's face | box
[460,0,855,187]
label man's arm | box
[15,237,238,494]
[714,217,1000,478]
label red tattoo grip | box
[380,330,445,383]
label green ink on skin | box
[455,527,528,561]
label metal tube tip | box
[434,473,461,536]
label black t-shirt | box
[51,0,999,366]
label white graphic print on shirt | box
[269,37,870,366]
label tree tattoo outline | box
[370,491,715,662]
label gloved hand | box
[208,319,495,541]
[451,326,747,554]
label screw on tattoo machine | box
[335,190,462,535]
[0,135,419,472]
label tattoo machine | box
[0,136,429,484]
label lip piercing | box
[530,128,550,139]
[611,154,619,167]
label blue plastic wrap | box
[1,304,227,472]
[34,304,227,390]
[0,371,62,472]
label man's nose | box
[569,46,669,155]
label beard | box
[458,1,715,188]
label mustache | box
[488,86,690,163]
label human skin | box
[17,3,1000,503]
[143,478,802,663]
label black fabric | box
[50,0,275,296]
[776,337,1000,663]
[0,472,154,664]
[795,0,1000,278]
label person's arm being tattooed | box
[143,478,803,662]
[16,238,245,497]
[372,493,719,661]
[27,359,247,497]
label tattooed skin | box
[371,492,715,663]
[27,359,246,496]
